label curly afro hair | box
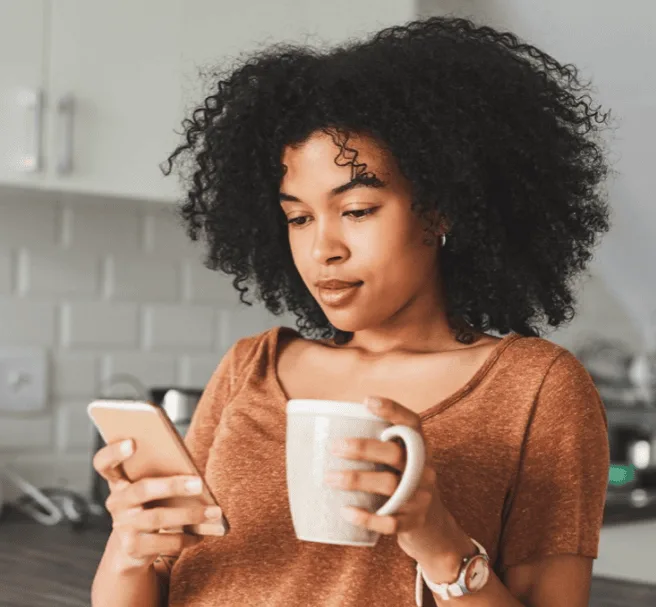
[161,15,613,346]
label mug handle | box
[374,425,426,517]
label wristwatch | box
[415,537,490,605]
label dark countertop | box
[0,505,655,607]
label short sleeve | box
[184,338,253,474]
[497,350,610,572]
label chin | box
[323,310,382,335]
[319,311,358,333]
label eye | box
[286,207,379,227]
[345,208,378,219]
[286,216,309,226]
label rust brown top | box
[167,325,609,606]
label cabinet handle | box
[56,93,75,175]
[18,88,45,173]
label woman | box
[91,15,612,607]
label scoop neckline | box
[269,325,522,420]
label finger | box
[364,396,422,431]
[394,487,434,515]
[106,475,204,512]
[325,469,400,496]
[116,529,203,563]
[331,437,406,472]
[93,439,134,484]
[326,465,436,496]
[340,506,403,535]
[341,501,429,535]
[114,503,222,534]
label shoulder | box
[194,327,285,413]
[495,334,604,416]
[506,333,569,363]
[502,334,591,384]
[507,335,608,433]
[223,324,287,360]
[222,325,296,375]
[510,335,598,396]
[201,326,277,393]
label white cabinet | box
[0,1,48,186]
[43,0,185,202]
[0,0,417,204]
[0,0,185,203]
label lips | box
[316,281,363,307]
[314,279,363,290]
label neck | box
[337,288,479,357]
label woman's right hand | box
[92,439,221,572]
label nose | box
[310,219,349,264]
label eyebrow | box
[279,175,386,203]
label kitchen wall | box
[0,0,648,500]
[546,271,642,353]
[0,187,294,500]
[0,185,638,499]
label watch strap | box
[414,537,489,606]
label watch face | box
[464,556,490,592]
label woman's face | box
[279,130,442,337]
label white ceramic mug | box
[286,399,426,547]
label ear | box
[435,212,451,235]
[420,209,450,237]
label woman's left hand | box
[324,395,455,562]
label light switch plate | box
[0,347,48,413]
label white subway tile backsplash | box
[54,402,94,453]
[184,262,241,305]
[62,200,141,253]
[0,415,52,450]
[0,191,283,494]
[179,354,223,388]
[0,299,57,346]
[0,191,58,247]
[143,304,216,351]
[102,352,177,390]
[61,302,139,348]
[218,306,283,350]
[106,256,180,302]
[144,207,202,259]
[0,248,12,293]
[51,353,98,398]
[18,249,99,296]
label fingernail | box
[120,439,134,456]
[185,478,202,494]
[204,506,223,520]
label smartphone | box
[87,399,228,536]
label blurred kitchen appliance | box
[576,339,656,493]
[148,387,203,437]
